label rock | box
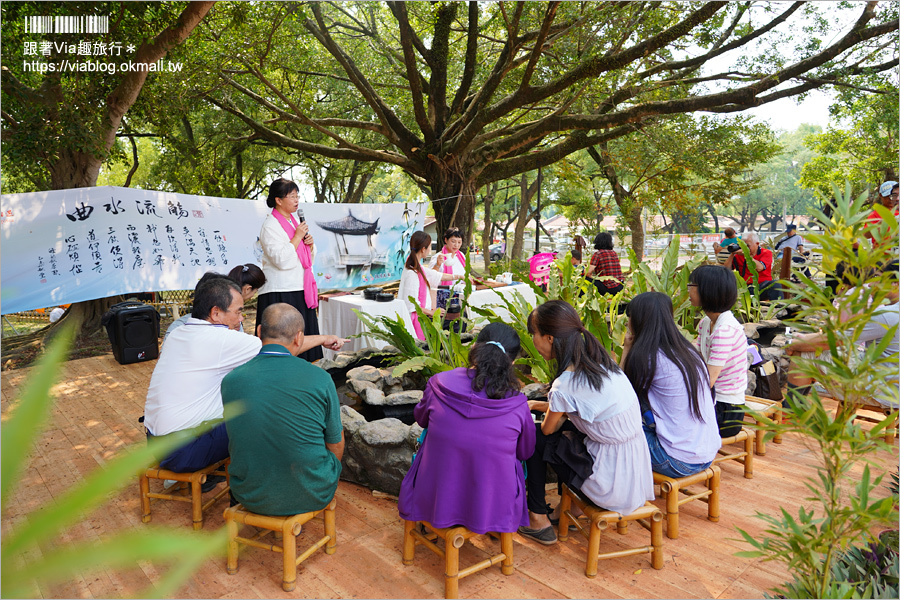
[522,382,549,400]
[382,345,400,354]
[348,378,376,396]
[347,365,383,383]
[335,384,357,407]
[359,418,408,446]
[408,423,424,446]
[745,371,757,396]
[761,347,784,362]
[760,319,782,329]
[317,358,338,371]
[385,384,404,396]
[332,353,356,369]
[364,387,386,406]
[769,334,789,347]
[384,390,424,406]
[382,369,401,387]
[340,405,367,435]
[743,323,761,339]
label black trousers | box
[593,280,624,295]
[715,402,744,438]
[524,420,589,515]
[256,290,323,362]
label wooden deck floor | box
[2,354,896,599]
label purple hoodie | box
[398,368,536,534]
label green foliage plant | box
[735,184,900,598]
[628,237,704,336]
[1,326,225,599]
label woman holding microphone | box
[256,177,323,362]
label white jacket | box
[258,213,317,294]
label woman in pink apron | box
[428,227,468,276]
[399,231,462,340]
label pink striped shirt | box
[696,311,748,404]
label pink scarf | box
[440,247,466,274]
[271,209,318,309]
[409,268,428,340]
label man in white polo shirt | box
[144,274,347,477]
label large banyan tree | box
[204,1,898,235]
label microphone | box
[296,208,305,223]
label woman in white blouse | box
[398,231,462,340]
[428,227,468,276]
[257,178,323,362]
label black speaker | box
[102,302,160,365]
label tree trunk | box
[480,183,495,276]
[37,1,214,338]
[587,144,645,261]
[429,172,475,246]
[511,176,538,260]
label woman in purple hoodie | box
[398,323,536,534]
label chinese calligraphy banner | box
[1,186,425,314]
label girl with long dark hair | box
[621,292,720,478]
[688,265,749,437]
[398,231,461,339]
[398,323,535,534]
[522,300,653,545]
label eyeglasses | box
[687,283,697,287]
[281,194,299,200]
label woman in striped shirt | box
[688,265,749,438]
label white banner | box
[1,187,425,314]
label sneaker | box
[201,474,226,493]
[517,525,558,545]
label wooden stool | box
[224,498,337,592]
[653,465,720,539]
[744,395,783,455]
[402,520,513,599]
[713,427,754,478]
[558,485,663,577]
[845,400,898,445]
[139,458,230,530]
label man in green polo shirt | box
[222,303,344,515]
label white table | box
[318,294,416,360]
[465,284,538,323]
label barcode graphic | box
[24,16,108,34]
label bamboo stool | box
[558,485,663,577]
[744,395,783,455]
[653,465,721,539]
[139,458,230,530]
[844,400,898,445]
[402,520,513,599]
[712,427,754,478]
[224,498,337,592]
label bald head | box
[259,303,305,345]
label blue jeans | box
[643,426,711,478]
[146,422,229,473]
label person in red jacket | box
[724,231,782,301]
